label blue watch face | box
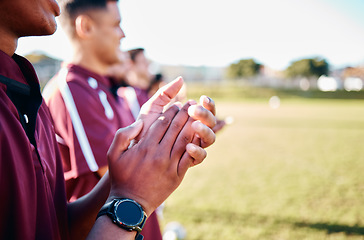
[115,200,143,226]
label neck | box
[70,45,108,76]
[127,72,150,90]
[0,29,18,56]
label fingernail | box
[200,95,210,104]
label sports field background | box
[161,84,364,240]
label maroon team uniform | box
[0,50,69,239]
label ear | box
[74,15,94,39]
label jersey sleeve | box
[46,78,120,179]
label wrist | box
[96,215,137,239]
[107,193,153,217]
[98,198,147,240]
[96,215,137,238]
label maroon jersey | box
[0,51,68,239]
[44,64,135,200]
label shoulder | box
[43,67,95,104]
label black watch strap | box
[97,200,114,218]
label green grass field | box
[160,88,364,239]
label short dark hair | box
[59,0,118,18]
[58,0,118,34]
[128,48,145,63]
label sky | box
[16,0,364,70]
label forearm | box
[87,216,136,240]
[67,171,111,240]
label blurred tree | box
[285,57,329,78]
[227,58,261,79]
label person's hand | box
[106,77,217,213]
[133,78,217,162]
[132,76,184,142]
[107,102,200,215]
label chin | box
[22,20,57,37]
[34,15,58,36]
[43,20,58,35]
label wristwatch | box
[97,198,147,240]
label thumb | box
[139,76,184,115]
[107,120,143,162]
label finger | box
[139,77,184,116]
[170,116,194,162]
[107,120,143,162]
[188,105,216,129]
[160,102,191,158]
[191,121,216,148]
[186,143,207,166]
[177,140,207,178]
[164,102,202,165]
[142,104,180,144]
[200,95,216,116]
[177,136,200,177]
[212,119,226,133]
[163,101,183,112]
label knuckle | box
[182,134,193,145]
[136,142,148,156]
[211,115,217,127]
[206,129,216,144]
[181,102,191,111]
[199,128,215,147]
[209,133,216,145]
[198,149,208,160]
[170,121,183,131]
[158,115,171,127]
[167,104,180,114]
[198,106,209,117]
[115,128,126,138]
[179,107,189,117]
